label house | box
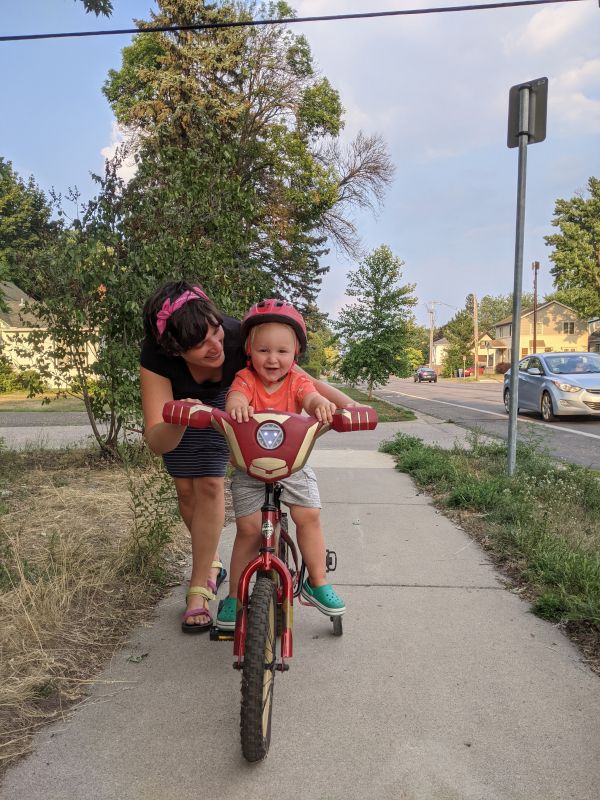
[431,337,448,370]
[589,318,600,354]
[0,280,95,388]
[487,300,588,368]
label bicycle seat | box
[163,401,377,482]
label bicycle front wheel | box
[240,577,277,762]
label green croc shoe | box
[216,596,237,631]
[301,580,345,616]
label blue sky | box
[2,1,599,328]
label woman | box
[140,280,357,633]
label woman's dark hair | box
[143,280,223,356]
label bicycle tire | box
[240,577,277,762]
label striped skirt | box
[162,389,230,478]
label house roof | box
[494,300,579,327]
[433,337,448,345]
[0,281,40,328]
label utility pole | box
[532,260,539,353]
[427,304,435,368]
[473,293,479,381]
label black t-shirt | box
[140,315,245,402]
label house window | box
[529,320,543,335]
[521,348,528,356]
[563,321,575,335]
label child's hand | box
[313,399,336,423]
[229,403,254,423]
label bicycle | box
[162,399,378,761]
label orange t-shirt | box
[229,366,316,414]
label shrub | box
[495,362,510,374]
[0,356,20,393]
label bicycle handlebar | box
[163,400,377,483]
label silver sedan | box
[503,352,600,422]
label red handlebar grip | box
[163,400,214,429]
[330,406,378,432]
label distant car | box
[463,366,484,377]
[503,352,600,422]
[414,366,437,383]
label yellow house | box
[0,281,95,388]
[491,300,588,366]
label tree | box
[335,245,417,398]
[79,1,113,15]
[103,1,394,311]
[0,158,56,303]
[301,304,338,378]
[545,176,600,320]
[403,320,429,371]
[16,156,152,455]
[472,292,535,336]
[442,310,474,376]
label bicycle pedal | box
[210,627,234,642]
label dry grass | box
[0,447,189,773]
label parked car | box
[503,352,600,422]
[463,366,484,377]
[414,366,437,383]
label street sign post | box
[506,78,548,476]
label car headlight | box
[551,380,581,393]
[256,422,284,450]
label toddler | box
[216,299,345,630]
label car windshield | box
[544,353,600,374]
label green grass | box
[337,385,416,422]
[0,393,86,412]
[380,432,600,635]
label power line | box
[0,0,589,44]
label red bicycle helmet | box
[241,299,307,356]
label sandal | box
[207,560,227,594]
[181,586,215,634]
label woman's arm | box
[140,366,188,455]
[308,376,361,408]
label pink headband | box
[156,286,210,335]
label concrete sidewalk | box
[2,422,599,800]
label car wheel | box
[503,389,510,414]
[433,378,437,383]
[541,391,556,422]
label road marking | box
[382,390,600,442]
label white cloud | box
[551,58,600,134]
[100,122,137,183]
[507,3,592,52]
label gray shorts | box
[231,466,321,519]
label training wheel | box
[331,616,343,637]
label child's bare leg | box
[289,505,327,587]
[217,511,262,630]
[227,511,262,597]
[292,504,345,614]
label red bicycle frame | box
[163,401,378,667]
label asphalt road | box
[376,377,600,470]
